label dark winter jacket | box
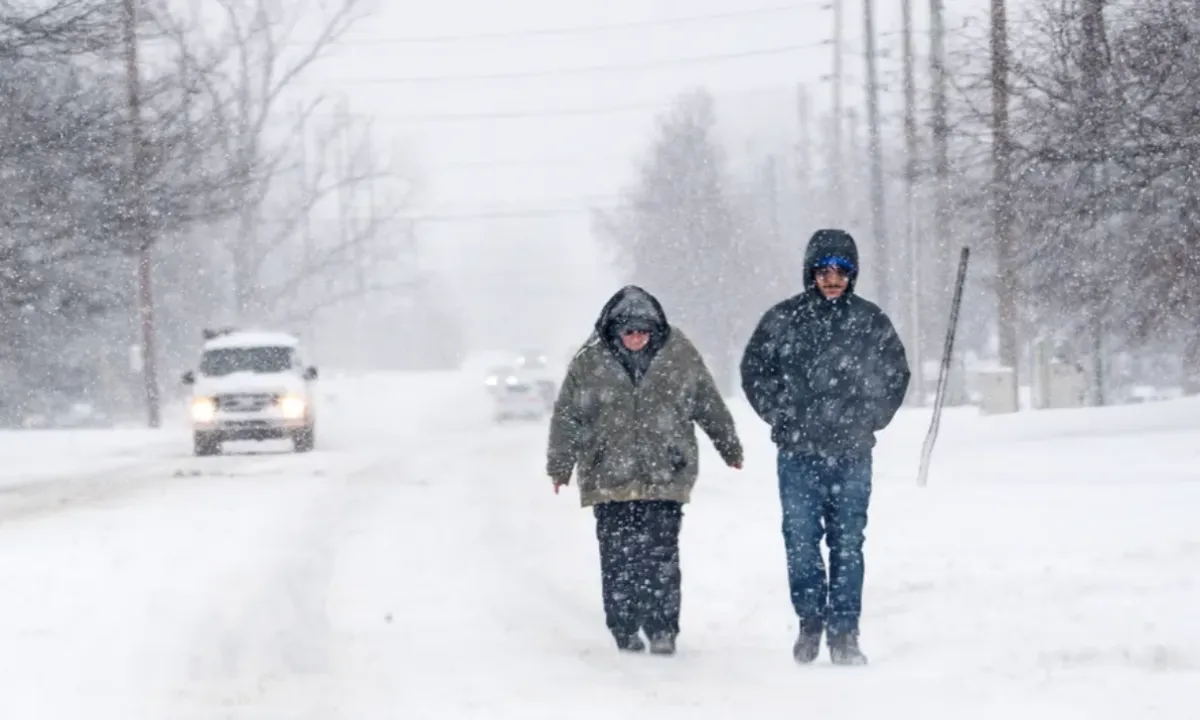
[547,286,744,507]
[739,229,911,456]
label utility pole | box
[796,83,813,219]
[991,0,1019,409]
[796,84,811,189]
[930,0,953,405]
[1080,0,1107,405]
[930,0,950,314]
[863,0,890,312]
[830,0,845,225]
[765,154,780,245]
[123,0,159,428]
[335,98,361,295]
[297,102,315,344]
[843,106,864,238]
[902,0,923,405]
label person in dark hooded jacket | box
[547,285,743,655]
[740,229,910,666]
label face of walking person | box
[621,329,651,351]
[815,265,851,299]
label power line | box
[335,2,828,45]
[408,205,623,222]
[340,40,830,85]
[431,156,610,170]
[314,83,796,123]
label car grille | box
[216,393,275,411]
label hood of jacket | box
[594,285,669,337]
[803,228,860,295]
[593,285,671,370]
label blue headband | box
[813,255,856,274]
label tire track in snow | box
[164,453,410,719]
[0,448,327,525]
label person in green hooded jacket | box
[547,285,743,655]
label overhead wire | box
[307,4,886,217]
[331,2,828,45]
[314,82,798,123]
[338,40,831,85]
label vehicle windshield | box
[200,346,293,376]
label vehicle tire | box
[194,433,221,456]
[293,425,315,453]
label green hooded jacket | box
[546,286,744,507]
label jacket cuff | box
[717,440,744,466]
[546,459,574,479]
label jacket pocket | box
[588,445,607,473]
[668,445,688,473]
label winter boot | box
[792,618,824,664]
[614,633,645,653]
[828,631,868,666]
[648,634,677,656]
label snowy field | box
[0,370,1196,719]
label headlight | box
[505,376,519,386]
[278,394,307,419]
[191,397,216,422]
[484,376,498,386]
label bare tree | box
[595,89,791,392]
[0,0,257,422]
[922,0,1200,396]
[0,0,121,57]
[236,104,412,326]
[151,0,411,326]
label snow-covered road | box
[0,372,1196,719]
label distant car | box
[180,328,319,456]
[512,351,557,410]
[486,366,547,423]
[483,365,514,394]
[514,351,549,370]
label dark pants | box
[593,499,683,640]
[777,449,872,636]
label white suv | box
[181,328,318,456]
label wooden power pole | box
[930,0,950,308]
[863,0,890,312]
[902,0,923,404]
[991,0,1019,409]
[830,0,845,225]
[1080,0,1108,404]
[123,0,159,428]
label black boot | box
[614,632,645,652]
[792,617,823,664]
[648,634,676,656]
[828,631,867,666]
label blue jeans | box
[777,449,872,636]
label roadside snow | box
[0,427,184,489]
[0,373,1194,719]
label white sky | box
[289,0,1002,352]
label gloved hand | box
[551,476,570,494]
